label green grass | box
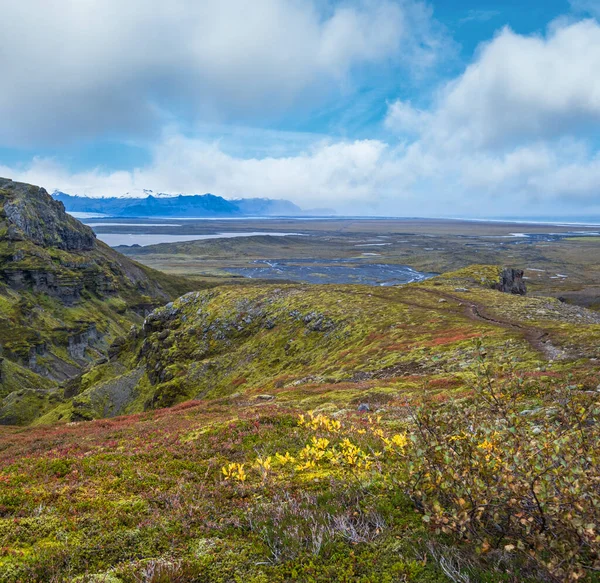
[8,264,599,427]
[1,364,598,581]
[563,236,600,241]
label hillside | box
[29,266,600,422]
[0,178,196,424]
[1,265,599,581]
[22,264,600,426]
[2,185,600,580]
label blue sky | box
[1,0,600,216]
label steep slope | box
[0,178,195,423]
[34,265,600,425]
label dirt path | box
[417,288,565,360]
[337,287,564,361]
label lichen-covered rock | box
[68,324,101,361]
[3,267,85,304]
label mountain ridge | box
[52,191,333,217]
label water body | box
[88,223,183,227]
[228,259,435,286]
[70,212,107,219]
[96,231,305,247]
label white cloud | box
[570,1,600,18]
[145,135,390,206]
[379,18,600,215]
[384,100,431,134]
[434,20,600,149]
[458,10,500,25]
[4,128,600,217]
[0,135,392,211]
[4,16,600,217]
[0,0,444,146]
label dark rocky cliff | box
[0,178,196,423]
[2,179,96,251]
[0,178,190,305]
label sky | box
[1,0,600,217]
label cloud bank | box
[384,19,600,214]
[0,0,442,146]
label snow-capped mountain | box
[51,191,330,218]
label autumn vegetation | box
[1,337,599,581]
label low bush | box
[405,341,600,581]
[220,342,600,580]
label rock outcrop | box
[0,177,187,306]
[494,268,527,295]
[0,178,196,422]
[2,179,96,251]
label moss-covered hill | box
[28,263,600,427]
[0,178,197,424]
[1,270,599,581]
[2,248,600,580]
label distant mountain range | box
[52,190,334,217]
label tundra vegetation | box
[1,180,600,581]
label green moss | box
[26,270,598,424]
[0,386,62,425]
[429,263,503,286]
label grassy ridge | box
[32,264,600,425]
[20,265,600,425]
